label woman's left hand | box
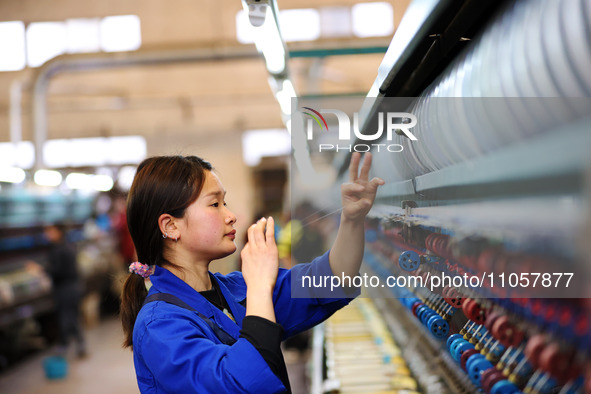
[341,152,385,222]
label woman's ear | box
[158,214,181,241]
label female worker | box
[120,152,384,393]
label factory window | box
[65,172,114,192]
[1,15,141,71]
[43,136,146,168]
[352,2,394,38]
[242,129,291,166]
[278,9,321,42]
[236,3,394,43]
[0,141,35,169]
[27,19,103,67]
[65,18,101,53]
[236,9,320,43]
[0,136,145,169]
[26,22,68,67]
[319,7,352,38]
[99,15,142,52]
[0,21,26,71]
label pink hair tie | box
[129,262,153,278]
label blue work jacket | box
[132,251,357,393]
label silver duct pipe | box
[10,79,23,147]
[30,39,382,170]
[31,45,260,170]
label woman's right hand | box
[241,217,279,322]
[241,217,279,292]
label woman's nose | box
[225,208,237,224]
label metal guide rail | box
[367,280,477,394]
[360,211,591,394]
[316,297,420,394]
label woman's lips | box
[225,230,236,239]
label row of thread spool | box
[374,0,591,185]
[361,215,591,393]
[323,298,420,393]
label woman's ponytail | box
[120,274,147,348]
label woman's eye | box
[211,202,219,207]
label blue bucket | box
[43,356,68,379]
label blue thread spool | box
[447,334,464,350]
[399,250,420,271]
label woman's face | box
[177,171,237,261]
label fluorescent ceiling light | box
[26,22,67,67]
[0,21,26,71]
[34,170,63,186]
[0,141,35,169]
[319,7,352,38]
[69,137,108,167]
[242,129,291,166]
[100,15,142,52]
[43,139,70,168]
[66,18,100,53]
[65,173,91,190]
[92,175,114,192]
[106,136,147,165]
[352,2,394,38]
[0,167,26,183]
[65,173,113,192]
[45,138,108,168]
[44,136,146,168]
[278,9,320,42]
[238,8,320,43]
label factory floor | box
[0,317,309,394]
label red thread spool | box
[461,349,480,371]
[524,334,547,369]
[446,288,463,308]
[425,233,437,252]
[538,343,578,384]
[481,369,505,394]
[433,235,441,254]
[491,316,516,347]
[464,299,487,325]
[485,311,503,332]
[462,298,476,321]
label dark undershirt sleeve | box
[240,316,291,393]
